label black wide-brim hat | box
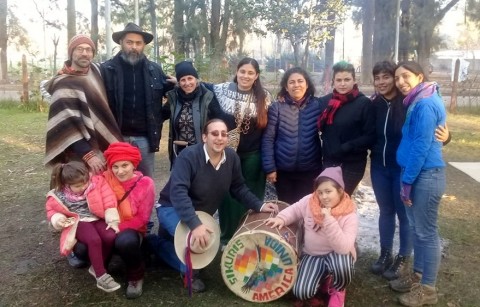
[112,22,153,44]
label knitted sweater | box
[212,82,272,153]
[278,194,358,259]
[158,143,263,230]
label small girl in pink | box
[45,161,121,293]
[265,166,358,307]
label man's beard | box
[120,50,145,65]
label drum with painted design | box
[220,200,300,303]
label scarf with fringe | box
[309,192,356,225]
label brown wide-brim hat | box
[112,22,153,44]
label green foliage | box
[261,0,347,66]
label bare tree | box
[0,0,7,82]
[67,0,76,42]
[361,0,375,83]
[91,0,99,50]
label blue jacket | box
[262,96,324,173]
[396,90,446,184]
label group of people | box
[43,21,448,307]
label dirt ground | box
[1,110,479,306]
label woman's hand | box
[321,207,332,217]
[264,217,285,229]
[266,172,277,184]
[435,123,449,143]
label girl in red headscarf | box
[103,142,155,299]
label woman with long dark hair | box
[389,61,447,307]
[212,57,272,244]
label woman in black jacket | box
[318,61,375,195]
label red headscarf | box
[103,142,142,168]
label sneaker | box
[371,250,393,275]
[181,270,206,293]
[328,289,345,307]
[398,283,438,306]
[96,273,121,293]
[67,252,88,268]
[383,255,409,281]
[390,272,422,293]
[88,265,96,278]
[126,279,144,299]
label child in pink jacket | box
[45,161,121,293]
[265,166,358,307]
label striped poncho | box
[44,63,123,165]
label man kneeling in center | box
[148,119,278,293]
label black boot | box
[371,249,393,275]
[383,254,409,281]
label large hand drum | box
[220,201,299,303]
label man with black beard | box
[101,23,175,179]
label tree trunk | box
[373,0,395,62]
[90,0,99,51]
[218,0,231,58]
[361,0,375,84]
[67,0,76,42]
[198,0,209,57]
[292,41,300,67]
[210,0,221,56]
[173,0,185,60]
[0,0,8,82]
[149,0,158,62]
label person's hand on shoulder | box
[83,152,105,175]
[166,75,177,84]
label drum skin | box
[220,201,300,303]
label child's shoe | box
[96,273,121,292]
[328,289,345,307]
[126,279,144,299]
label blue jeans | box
[123,136,155,179]
[371,163,413,256]
[150,206,186,273]
[405,168,446,286]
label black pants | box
[275,169,321,205]
[323,160,367,196]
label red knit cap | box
[104,142,142,168]
[68,34,96,60]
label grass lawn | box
[0,106,479,306]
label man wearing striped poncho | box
[44,34,122,174]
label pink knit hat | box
[68,34,95,60]
[317,166,345,189]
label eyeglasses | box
[74,47,94,54]
[208,131,228,138]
